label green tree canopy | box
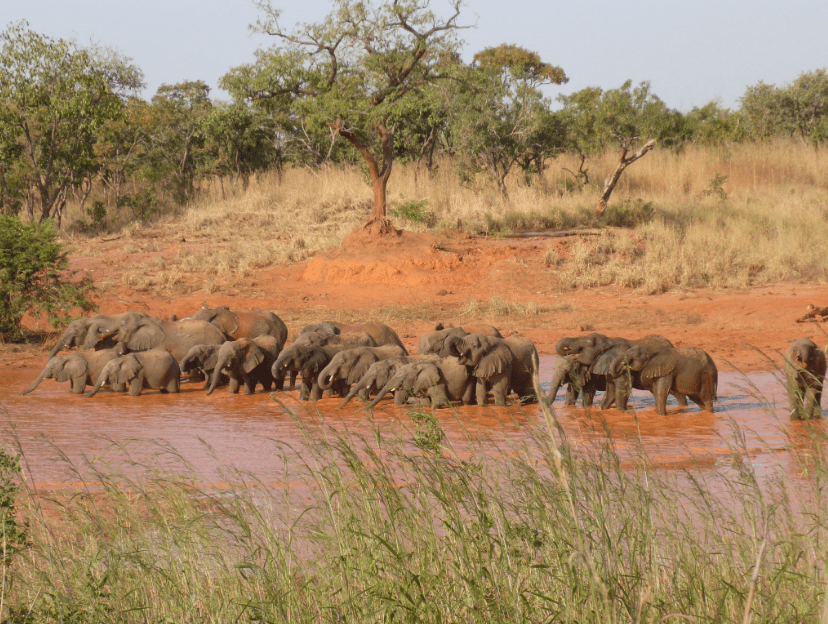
[0,21,143,224]
[221,0,469,230]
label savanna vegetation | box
[3,388,828,622]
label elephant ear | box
[640,350,678,383]
[592,345,625,376]
[413,366,441,393]
[303,349,330,375]
[243,343,265,373]
[347,355,377,385]
[125,322,165,351]
[474,347,510,378]
[55,356,88,382]
[211,311,240,336]
[117,356,143,385]
[440,335,463,358]
[202,347,219,371]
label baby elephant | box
[86,350,181,397]
[208,336,281,395]
[784,337,826,420]
[610,345,717,415]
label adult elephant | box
[86,350,180,397]
[610,345,718,415]
[207,336,281,395]
[48,313,131,359]
[293,330,377,349]
[784,337,826,420]
[418,324,502,355]
[300,321,407,352]
[192,306,288,346]
[110,312,227,362]
[272,344,344,400]
[442,334,538,406]
[317,345,408,397]
[21,350,125,395]
[338,354,439,408]
[368,358,475,409]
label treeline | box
[1,11,827,230]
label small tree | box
[0,215,94,340]
[221,0,468,233]
[451,44,567,199]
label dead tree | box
[596,139,657,216]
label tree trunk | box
[333,117,398,235]
[596,139,656,215]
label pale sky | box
[8,0,828,111]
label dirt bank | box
[5,223,828,372]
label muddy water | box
[0,355,821,486]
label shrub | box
[602,198,658,227]
[390,199,436,226]
[0,215,95,340]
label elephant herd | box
[18,306,827,418]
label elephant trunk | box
[48,336,70,360]
[206,357,227,395]
[547,372,565,403]
[368,379,396,409]
[338,378,369,409]
[179,353,195,374]
[609,355,626,379]
[20,370,49,395]
[317,365,337,391]
[85,374,107,398]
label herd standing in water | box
[19,306,826,419]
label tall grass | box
[61,139,828,291]
[6,388,828,622]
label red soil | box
[5,222,828,372]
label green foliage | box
[602,198,658,227]
[389,199,435,226]
[409,409,445,453]
[451,45,568,199]
[73,201,108,234]
[0,446,27,561]
[0,215,95,340]
[698,174,729,201]
[0,21,143,224]
[684,101,743,145]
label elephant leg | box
[299,384,310,400]
[651,377,672,415]
[112,383,127,393]
[229,376,240,394]
[289,371,297,392]
[394,389,408,405]
[128,371,145,396]
[310,383,323,402]
[614,377,631,411]
[166,376,180,393]
[582,388,595,407]
[787,382,804,419]
[71,378,87,394]
[672,391,688,407]
[243,377,256,394]
[600,379,615,410]
[261,378,273,392]
[429,384,449,409]
[564,382,577,406]
[475,380,489,406]
[492,376,509,406]
[461,382,474,406]
[804,385,821,419]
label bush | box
[603,198,658,227]
[389,199,436,226]
[0,215,95,340]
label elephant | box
[555,332,673,367]
[179,344,223,387]
[441,334,538,406]
[317,345,408,397]
[338,354,439,408]
[48,313,131,359]
[547,354,604,406]
[293,329,378,349]
[21,349,126,395]
[418,324,503,355]
[86,350,180,397]
[109,312,227,363]
[609,345,718,415]
[191,306,288,346]
[300,321,407,352]
[271,343,343,400]
[784,338,826,420]
[368,357,475,409]
[207,336,281,395]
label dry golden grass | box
[60,139,828,291]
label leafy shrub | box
[73,200,108,234]
[0,215,95,340]
[603,198,658,227]
[390,199,436,226]
[698,174,729,201]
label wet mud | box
[0,355,822,487]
